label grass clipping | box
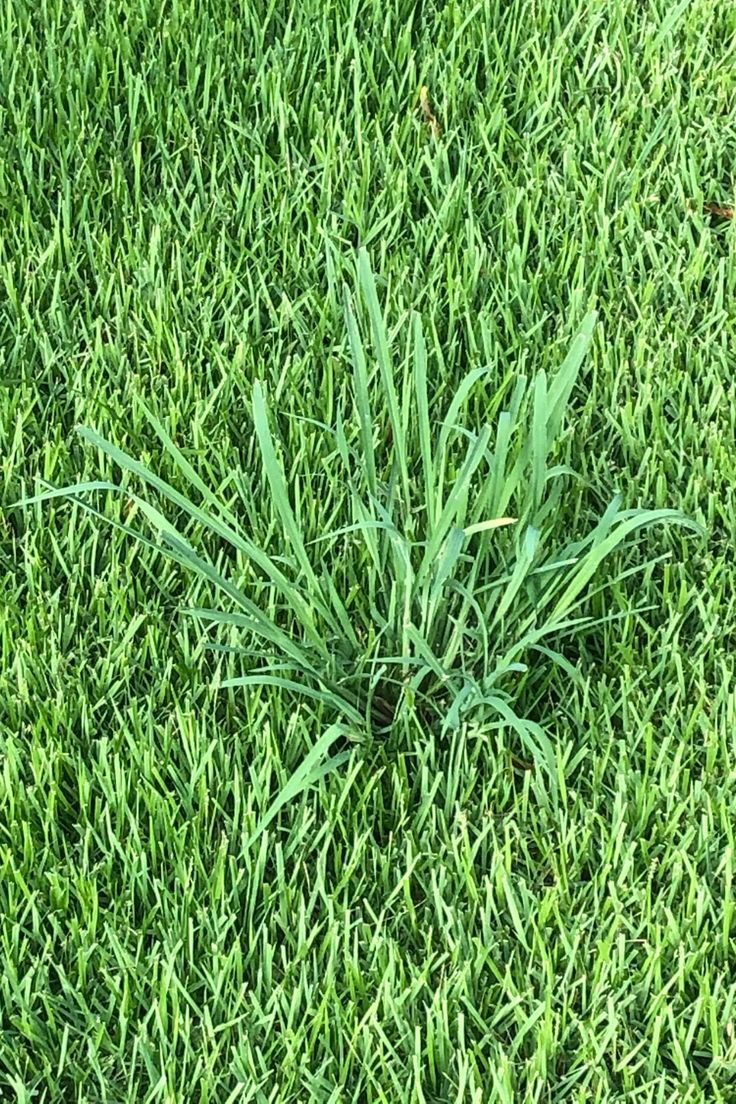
[19,250,695,816]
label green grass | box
[2,0,736,1100]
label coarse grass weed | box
[20,249,695,811]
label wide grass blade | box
[548,508,695,622]
[16,480,121,505]
[15,481,187,563]
[75,425,330,657]
[21,480,330,677]
[251,380,325,598]
[418,424,493,586]
[245,725,352,848]
[413,311,436,532]
[184,607,322,676]
[491,525,541,629]
[221,676,363,725]
[251,382,358,647]
[356,248,410,509]
[530,369,548,516]
[344,287,378,504]
[433,366,491,518]
[546,311,597,441]
[480,693,558,801]
[135,396,243,530]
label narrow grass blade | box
[496,863,531,951]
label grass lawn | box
[2,0,736,1100]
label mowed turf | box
[2,1,736,1100]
